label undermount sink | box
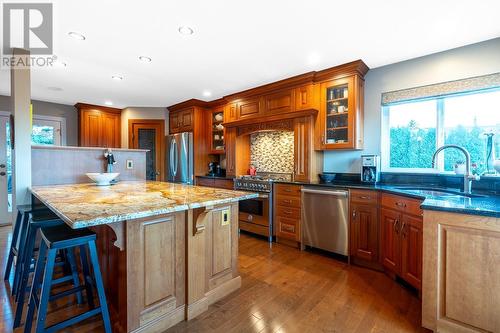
[86,172,120,186]
[392,187,485,198]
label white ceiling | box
[1,0,499,108]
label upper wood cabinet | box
[169,107,194,133]
[236,97,263,119]
[315,75,364,150]
[76,103,121,148]
[263,88,295,114]
[295,84,318,111]
[208,107,225,154]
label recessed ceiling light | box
[202,90,212,97]
[111,75,123,81]
[138,56,152,62]
[47,86,63,91]
[178,26,194,35]
[68,31,86,40]
[104,101,113,106]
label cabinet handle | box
[395,202,407,208]
[283,210,293,215]
[401,220,407,238]
[352,209,356,219]
[283,199,292,204]
[359,196,371,200]
[283,188,292,192]
[394,219,400,234]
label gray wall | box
[324,37,500,173]
[0,95,78,146]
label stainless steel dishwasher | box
[301,187,349,256]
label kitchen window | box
[31,115,65,146]
[382,88,500,174]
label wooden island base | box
[92,202,240,333]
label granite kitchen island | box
[30,181,258,333]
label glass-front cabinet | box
[209,108,225,153]
[317,75,364,150]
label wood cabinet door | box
[293,117,311,182]
[180,108,193,131]
[317,76,357,150]
[237,97,262,119]
[380,208,401,274]
[401,214,423,289]
[101,112,121,148]
[80,110,102,147]
[350,202,379,262]
[275,215,300,241]
[169,111,181,133]
[224,103,238,123]
[263,89,295,114]
[295,84,317,111]
[224,127,236,177]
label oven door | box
[238,194,269,226]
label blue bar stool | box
[13,211,83,329]
[25,224,112,333]
[4,205,32,284]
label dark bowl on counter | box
[318,173,336,183]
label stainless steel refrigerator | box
[166,132,194,184]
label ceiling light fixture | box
[138,56,152,62]
[178,26,194,35]
[112,75,123,81]
[104,101,113,106]
[202,90,212,97]
[68,31,86,40]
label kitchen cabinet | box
[209,108,225,154]
[169,107,194,133]
[295,84,318,111]
[316,75,364,150]
[224,103,238,123]
[195,176,234,190]
[293,117,312,183]
[76,103,121,148]
[380,194,423,290]
[274,183,302,247]
[349,190,379,263]
[236,96,263,119]
[263,88,295,114]
[224,127,237,177]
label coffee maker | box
[207,162,226,177]
[361,155,380,183]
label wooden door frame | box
[128,119,165,181]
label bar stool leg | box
[13,223,37,328]
[79,245,95,308]
[3,210,22,281]
[35,248,57,333]
[12,212,30,296]
[24,241,47,333]
[65,248,83,304]
[88,240,112,333]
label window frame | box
[31,114,66,146]
[381,88,499,173]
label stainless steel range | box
[234,173,292,242]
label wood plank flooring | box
[1,226,427,333]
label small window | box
[382,89,500,173]
[31,116,64,146]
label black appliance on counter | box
[207,162,226,177]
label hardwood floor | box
[1,226,427,333]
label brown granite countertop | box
[30,181,258,229]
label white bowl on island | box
[86,173,120,186]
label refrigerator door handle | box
[169,139,176,177]
[173,140,178,177]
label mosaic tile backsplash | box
[250,131,294,173]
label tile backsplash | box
[250,131,294,173]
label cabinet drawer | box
[350,189,379,204]
[213,179,234,190]
[275,184,302,197]
[275,206,301,220]
[381,193,423,216]
[275,195,301,208]
[196,177,214,187]
[275,216,299,241]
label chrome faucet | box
[431,145,479,194]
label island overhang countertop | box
[30,180,258,229]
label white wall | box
[120,107,168,148]
[323,37,500,173]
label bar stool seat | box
[25,224,112,333]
